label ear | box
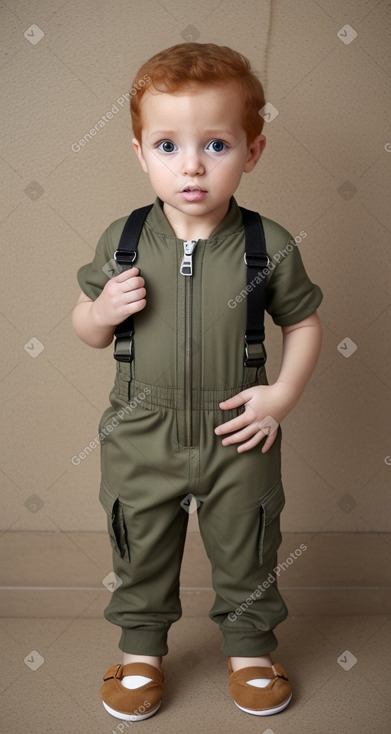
[132,137,148,173]
[243,134,266,173]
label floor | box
[1,528,391,733]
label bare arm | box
[72,291,116,348]
[71,267,146,349]
[215,312,323,452]
[274,311,323,410]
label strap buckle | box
[113,331,134,363]
[243,252,269,269]
[114,249,137,269]
[244,337,267,367]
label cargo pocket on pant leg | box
[99,480,131,563]
[258,479,285,567]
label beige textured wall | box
[0,0,390,535]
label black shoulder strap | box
[239,206,269,367]
[113,204,153,362]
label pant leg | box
[197,418,288,657]
[102,485,189,656]
[98,396,190,656]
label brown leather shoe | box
[100,663,163,721]
[228,660,292,716]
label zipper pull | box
[180,240,197,276]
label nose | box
[181,149,205,176]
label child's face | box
[132,82,265,231]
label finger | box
[261,430,279,454]
[219,392,247,410]
[125,297,146,315]
[123,277,145,293]
[215,413,248,436]
[258,416,279,437]
[124,287,146,303]
[220,423,258,446]
[114,267,140,282]
[237,430,266,453]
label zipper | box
[180,241,197,447]
[180,240,197,276]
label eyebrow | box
[145,129,238,140]
[145,131,176,138]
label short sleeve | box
[263,218,323,326]
[77,216,128,300]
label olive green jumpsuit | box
[77,197,322,657]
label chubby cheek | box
[217,163,243,191]
[149,166,177,189]
[215,151,246,178]
[145,153,175,181]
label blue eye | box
[158,140,177,153]
[207,140,226,153]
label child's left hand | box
[215,315,323,453]
[214,383,297,453]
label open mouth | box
[180,184,207,201]
[180,186,207,201]
[180,185,206,193]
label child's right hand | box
[92,267,146,327]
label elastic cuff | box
[119,626,169,656]
[220,628,278,657]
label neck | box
[162,201,230,240]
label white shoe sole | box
[234,692,292,716]
[102,700,161,721]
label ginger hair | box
[130,43,266,145]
